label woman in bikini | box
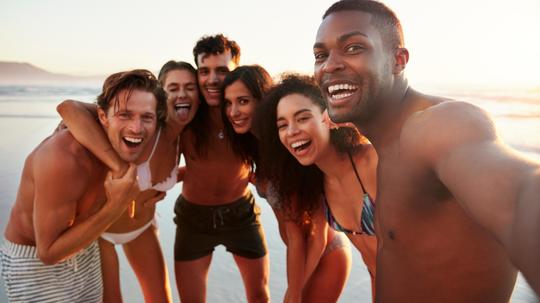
[254,74,378,301]
[221,65,351,303]
[56,61,200,302]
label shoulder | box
[33,129,95,179]
[400,97,498,164]
[352,143,378,169]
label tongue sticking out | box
[176,107,189,120]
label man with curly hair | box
[173,34,270,303]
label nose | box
[230,103,240,117]
[322,50,345,73]
[127,117,143,134]
[208,70,218,84]
[178,87,187,98]
[286,122,300,137]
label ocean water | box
[0,85,538,303]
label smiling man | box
[172,34,270,303]
[314,0,540,302]
[1,69,166,302]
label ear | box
[393,47,409,74]
[97,107,109,128]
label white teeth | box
[124,137,142,143]
[207,88,220,93]
[291,140,309,149]
[175,104,190,109]
[327,83,358,94]
[332,92,355,99]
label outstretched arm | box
[282,216,306,303]
[302,207,328,286]
[408,101,540,294]
[57,100,127,176]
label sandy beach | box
[0,91,539,302]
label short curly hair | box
[192,34,241,66]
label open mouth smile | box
[123,136,143,148]
[327,83,359,100]
[290,139,312,154]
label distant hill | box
[0,61,104,85]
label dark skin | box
[314,10,540,303]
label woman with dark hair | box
[222,66,352,303]
[254,74,378,301]
[56,61,200,303]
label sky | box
[1,0,539,89]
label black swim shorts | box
[173,191,267,261]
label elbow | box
[56,99,76,116]
[37,249,62,265]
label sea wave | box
[0,85,100,97]
[0,113,58,119]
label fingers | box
[144,191,166,207]
[124,163,137,180]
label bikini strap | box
[147,128,161,161]
[347,151,367,194]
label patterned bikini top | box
[324,152,376,236]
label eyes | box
[313,43,366,62]
[166,84,197,94]
[198,67,230,77]
[224,97,252,108]
[276,113,312,131]
[116,111,155,123]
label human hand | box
[144,191,166,207]
[54,120,68,133]
[104,164,139,214]
[322,109,356,129]
[110,162,129,179]
[177,166,186,182]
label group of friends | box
[1,0,540,302]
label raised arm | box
[407,101,540,294]
[57,100,127,175]
[33,145,138,264]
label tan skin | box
[3,90,153,268]
[276,93,377,301]
[225,80,351,303]
[56,72,199,303]
[314,10,540,302]
[175,52,270,303]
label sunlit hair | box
[220,65,273,168]
[158,60,197,86]
[97,69,167,127]
[255,74,365,222]
[323,0,404,49]
[158,60,209,156]
[193,34,241,66]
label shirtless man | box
[173,34,269,303]
[0,69,166,302]
[313,1,540,302]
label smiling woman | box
[56,66,200,303]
